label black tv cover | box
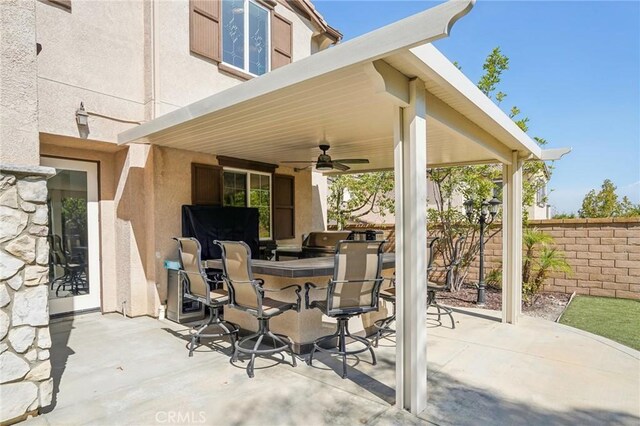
[181,205,260,259]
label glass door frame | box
[42,157,101,315]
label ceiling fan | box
[281,144,369,172]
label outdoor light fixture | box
[465,195,501,306]
[75,102,89,138]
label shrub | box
[522,228,571,303]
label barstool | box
[215,240,301,378]
[373,237,440,345]
[304,240,386,379]
[174,237,238,357]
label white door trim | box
[42,157,101,315]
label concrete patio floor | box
[25,308,639,426]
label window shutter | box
[191,163,223,205]
[273,174,295,239]
[49,0,71,9]
[271,13,292,70]
[190,0,221,62]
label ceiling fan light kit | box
[315,162,333,171]
[281,144,370,172]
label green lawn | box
[559,295,640,351]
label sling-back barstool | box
[373,237,439,346]
[215,240,301,378]
[427,236,465,329]
[305,240,385,379]
[174,237,238,357]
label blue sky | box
[314,0,640,214]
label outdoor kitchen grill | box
[300,231,354,258]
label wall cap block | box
[0,164,56,178]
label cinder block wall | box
[334,218,640,300]
[509,218,639,299]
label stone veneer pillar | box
[0,164,56,424]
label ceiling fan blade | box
[331,162,350,172]
[332,159,370,164]
[280,160,317,164]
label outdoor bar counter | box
[205,254,395,353]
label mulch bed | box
[437,284,572,322]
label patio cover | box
[119,0,568,417]
[119,1,544,168]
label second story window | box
[222,0,270,76]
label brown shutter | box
[49,0,71,9]
[273,174,295,239]
[191,163,223,205]
[271,13,292,70]
[190,0,221,62]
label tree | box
[579,179,640,218]
[327,47,554,292]
[327,172,395,229]
[428,47,550,290]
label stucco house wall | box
[35,0,147,142]
[30,0,334,318]
[2,1,336,418]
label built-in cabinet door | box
[42,157,101,315]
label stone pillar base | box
[1,164,56,424]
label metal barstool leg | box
[286,337,297,367]
[308,344,316,366]
[217,320,237,347]
[232,343,240,363]
[189,309,214,357]
[270,332,297,367]
[308,325,340,366]
[345,321,376,366]
[247,334,264,378]
[339,319,347,379]
[233,331,258,363]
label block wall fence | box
[333,218,640,300]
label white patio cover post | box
[394,78,428,414]
[502,151,524,324]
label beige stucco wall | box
[34,0,327,141]
[0,0,40,165]
[311,172,327,231]
[35,0,146,143]
[26,0,331,317]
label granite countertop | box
[205,253,395,278]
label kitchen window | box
[221,0,270,76]
[223,169,272,239]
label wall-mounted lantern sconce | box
[76,102,90,138]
